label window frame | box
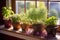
[14,0,48,13]
[11,0,60,13]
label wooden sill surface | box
[0,25,45,40]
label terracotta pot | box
[57,25,60,32]
[13,22,21,30]
[25,24,32,31]
[21,24,27,32]
[21,24,32,33]
[4,20,12,29]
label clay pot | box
[13,22,21,30]
[57,25,60,32]
[21,24,32,33]
[4,19,12,29]
[21,24,27,32]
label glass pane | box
[26,1,35,10]
[16,1,24,14]
[50,0,60,1]
[37,1,47,8]
[16,0,24,1]
[49,2,60,25]
[37,0,47,2]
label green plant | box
[27,8,47,24]
[37,2,47,22]
[26,2,47,24]
[19,13,32,25]
[11,14,21,23]
[2,7,14,20]
[45,16,57,26]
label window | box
[16,0,36,13]
[49,2,59,17]
[11,0,60,25]
[49,2,60,25]
[50,0,60,2]
[16,0,47,14]
[16,1,24,14]
[26,1,35,9]
[37,1,47,8]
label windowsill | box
[0,25,60,40]
[0,25,44,40]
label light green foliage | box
[2,7,14,20]
[19,13,28,24]
[11,14,21,23]
[28,8,37,20]
[29,2,35,8]
[20,13,32,24]
[27,7,47,24]
[36,8,47,22]
[26,2,47,24]
[45,16,57,26]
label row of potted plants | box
[2,3,57,38]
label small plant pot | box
[13,22,22,31]
[32,24,47,38]
[32,24,46,36]
[21,24,33,33]
[25,24,33,35]
[4,20,12,29]
[21,24,27,32]
[57,25,60,32]
[46,25,57,37]
[32,24,41,36]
